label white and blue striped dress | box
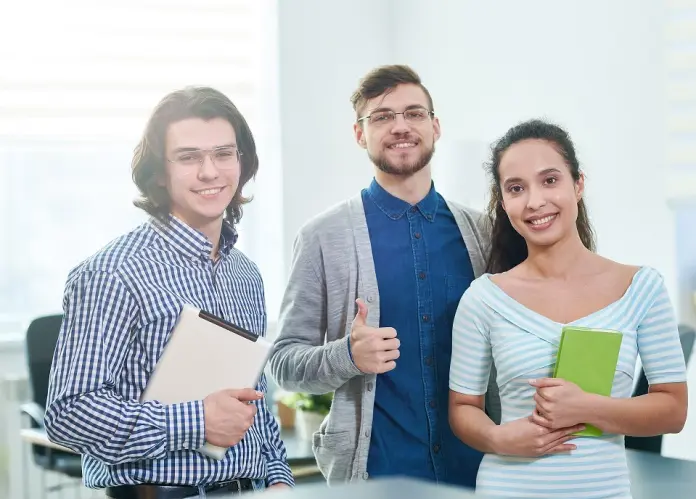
[449,266,687,498]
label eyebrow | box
[367,104,429,115]
[502,167,563,187]
[171,143,237,154]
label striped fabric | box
[450,266,687,498]
[44,215,293,489]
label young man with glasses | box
[44,87,294,497]
[269,65,500,489]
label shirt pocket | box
[312,430,354,484]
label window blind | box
[0,0,280,334]
[0,0,269,139]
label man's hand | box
[203,388,263,448]
[529,378,590,430]
[490,416,585,457]
[349,299,400,374]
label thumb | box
[353,298,368,327]
[226,388,264,401]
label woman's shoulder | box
[599,258,663,287]
[455,274,490,308]
[469,272,495,292]
[460,272,508,312]
[595,259,666,308]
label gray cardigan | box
[269,194,501,485]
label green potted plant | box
[281,392,333,440]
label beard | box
[368,141,435,177]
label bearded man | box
[269,65,500,490]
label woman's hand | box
[529,378,591,430]
[491,416,584,457]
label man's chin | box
[374,161,427,177]
[369,146,434,177]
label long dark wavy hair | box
[484,119,596,274]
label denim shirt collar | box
[366,177,439,221]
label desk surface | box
[627,448,696,499]
[273,478,476,498]
[266,449,696,499]
[21,428,72,453]
[280,427,315,464]
[20,431,696,498]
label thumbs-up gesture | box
[349,299,400,374]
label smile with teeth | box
[528,214,557,226]
[389,142,417,149]
[195,187,224,196]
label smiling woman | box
[484,120,596,275]
[448,119,688,499]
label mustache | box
[386,135,420,146]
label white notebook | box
[140,304,274,460]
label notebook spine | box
[198,309,258,342]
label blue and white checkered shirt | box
[45,215,294,489]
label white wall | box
[277,0,696,459]
[278,0,677,302]
[277,0,399,274]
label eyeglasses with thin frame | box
[357,106,434,127]
[167,146,242,176]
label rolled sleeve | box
[266,459,295,487]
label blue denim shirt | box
[361,178,482,488]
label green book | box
[552,326,623,437]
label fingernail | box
[256,391,263,397]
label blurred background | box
[1,0,695,497]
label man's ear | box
[354,122,367,149]
[433,116,441,143]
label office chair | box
[20,314,83,483]
[625,324,695,454]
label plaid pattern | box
[45,215,293,489]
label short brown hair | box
[350,64,434,120]
[131,86,259,227]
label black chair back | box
[25,314,64,416]
[22,313,83,479]
[679,325,695,367]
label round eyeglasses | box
[167,146,242,176]
[357,107,434,127]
